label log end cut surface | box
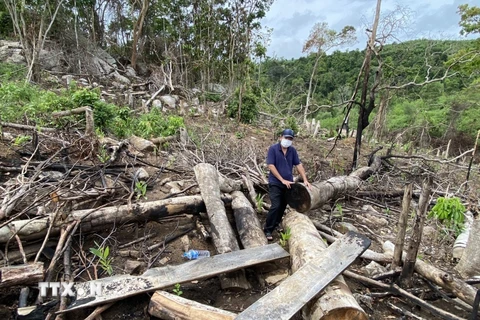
[287,184,311,213]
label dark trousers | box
[264,184,288,234]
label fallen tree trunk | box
[384,241,477,306]
[288,156,382,213]
[0,262,44,288]
[283,211,368,320]
[0,195,233,243]
[231,191,267,249]
[148,291,236,320]
[194,163,250,290]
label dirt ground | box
[0,114,479,319]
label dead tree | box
[392,183,412,269]
[399,177,432,287]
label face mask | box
[281,138,292,148]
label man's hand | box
[281,179,294,189]
[304,180,312,189]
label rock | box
[160,95,177,109]
[124,260,144,275]
[334,222,359,234]
[362,261,387,277]
[39,171,64,181]
[264,268,289,286]
[151,99,162,109]
[362,213,388,228]
[61,75,74,86]
[110,71,131,85]
[134,168,149,181]
[129,135,155,152]
[207,83,226,94]
[0,40,25,64]
[180,235,190,252]
[125,66,137,78]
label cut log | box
[0,262,44,288]
[455,217,480,278]
[0,195,233,243]
[384,241,478,306]
[194,163,250,290]
[232,191,267,249]
[236,231,370,320]
[148,291,236,320]
[287,156,382,212]
[283,211,368,320]
[61,243,289,313]
[0,241,56,264]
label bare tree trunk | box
[399,177,432,287]
[130,0,149,69]
[352,0,381,168]
[372,91,390,141]
[392,183,412,269]
[304,52,323,124]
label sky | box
[262,0,478,59]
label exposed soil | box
[0,114,479,320]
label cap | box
[282,129,294,138]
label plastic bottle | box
[182,249,210,260]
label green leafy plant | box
[13,135,31,146]
[255,194,265,212]
[97,146,110,163]
[279,227,291,248]
[428,196,466,236]
[89,241,113,276]
[135,181,148,200]
[172,283,183,296]
[235,131,244,139]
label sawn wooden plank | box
[235,231,371,320]
[62,243,289,313]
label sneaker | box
[265,232,273,241]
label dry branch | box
[52,106,94,136]
[384,241,478,307]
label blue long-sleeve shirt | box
[266,142,300,186]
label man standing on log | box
[264,129,310,241]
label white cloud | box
[262,0,478,59]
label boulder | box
[0,40,25,64]
[129,135,155,152]
[159,95,177,109]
